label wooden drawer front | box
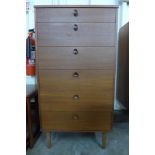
[37,47,115,69]
[36,8,116,23]
[39,91,113,111]
[37,23,115,46]
[39,70,114,91]
[40,111,112,131]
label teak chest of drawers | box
[35,5,118,148]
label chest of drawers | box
[35,5,118,148]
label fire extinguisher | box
[26,29,36,76]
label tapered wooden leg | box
[102,132,107,148]
[47,132,52,148]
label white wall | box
[118,1,129,27]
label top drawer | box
[35,8,116,23]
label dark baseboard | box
[113,110,129,123]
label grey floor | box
[27,122,129,155]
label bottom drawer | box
[41,111,113,131]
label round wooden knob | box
[72,114,79,120]
[73,72,79,77]
[73,24,78,31]
[73,95,80,100]
[73,49,78,55]
[73,9,78,17]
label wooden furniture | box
[116,22,129,111]
[26,85,40,148]
[35,5,118,148]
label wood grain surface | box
[36,8,116,23]
[34,5,118,8]
[39,90,114,111]
[37,23,115,46]
[37,47,115,69]
[40,111,112,131]
[39,69,114,91]
[35,6,117,134]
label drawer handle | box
[73,24,78,31]
[73,72,79,77]
[73,9,78,17]
[73,49,78,55]
[72,114,79,120]
[73,95,80,100]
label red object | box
[29,32,35,46]
[26,58,36,76]
[26,31,36,76]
